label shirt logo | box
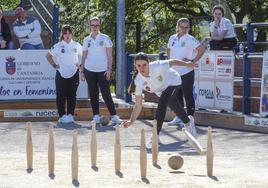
[88,42,91,48]
[61,48,65,53]
[181,41,186,47]
[156,75,163,82]
[99,41,104,46]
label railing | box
[20,0,59,45]
[234,22,268,114]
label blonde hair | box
[89,17,101,24]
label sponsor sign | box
[214,82,233,111]
[0,50,88,100]
[198,53,215,78]
[198,81,214,108]
[196,51,234,111]
[215,54,234,79]
[4,109,58,118]
[244,116,268,126]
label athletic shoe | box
[67,114,74,123]
[167,116,182,125]
[111,115,122,124]
[58,115,68,123]
[92,114,100,124]
[187,115,197,137]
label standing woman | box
[167,18,205,127]
[209,4,237,50]
[80,17,121,124]
[46,25,82,123]
[121,52,196,139]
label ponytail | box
[128,69,138,94]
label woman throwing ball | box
[121,52,197,141]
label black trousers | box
[84,69,116,116]
[55,70,79,117]
[210,37,237,50]
[155,85,189,135]
[176,70,195,116]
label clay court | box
[0,120,267,188]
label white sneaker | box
[111,115,122,124]
[92,115,100,124]
[67,114,74,123]
[58,114,68,123]
[186,115,197,137]
[168,116,182,125]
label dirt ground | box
[0,120,268,188]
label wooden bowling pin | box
[48,126,55,176]
[182,128,206,155]
[114,127,121,173]
[26,122,33,172]
[91,123,97,167]
[151,123,158,165]
[72,130,78,181]
[207,127,213,176]
[140,129,147,178]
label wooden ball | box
[168,155,184,170]
[100,115,110,126]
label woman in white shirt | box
[209,4,237,50]
[121,52,197,140]
[46,25,82,123]
[80,17,121,125]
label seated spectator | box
[13,7,44,49]
[209,4,237,50]
[0,9,14,49]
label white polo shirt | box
[82,32,112,72]
[134,60,181,97]
[50,40,82,78]
[167,33,200,75]
[210,17,236,39]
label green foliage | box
[0,0,20,10]
[52,0,268,52]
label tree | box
[0,0,20,10]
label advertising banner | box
[0,50,88,100]
[198,81,214,108]
[198,52,215,78]
[215,53,234,79]
[196,51,234,111]
[214,82,233,110]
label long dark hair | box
[60,24,73,40]
[128,52,149,94]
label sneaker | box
[92,114,100,124]
[58,115,68,123]
[67,114,74,123]
[168,116,182,125]
[111,115,122,124]
[186,115,197,137]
